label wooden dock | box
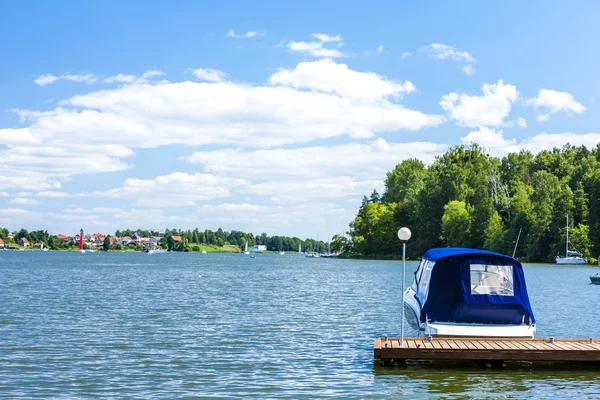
[375,337,600,365]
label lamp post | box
[397,227,411,348]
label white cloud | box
[421,43,477,63]
[10,197,40,205]
[0,192,9,196]
[35,74,59,86]
[440,80,518,127]
[268,58,416,101]
[461,127,517,157]
[461,65,475,76]
[288,41,344,58]
[36,191,69,198]
[61,74,96,84]
[462,129,600,158]
[377,44,383,54]
[248,177,382,201]
[104,70,165,84]
[92,207,124,214]
[4,60,443,191]
[190,68,227,82]
[185,138,446,181]
[526,89,586,121]
[35,74,96,86]
[311,33,342,43]
[517,117,527,128]
[402,52,411,59]
[226,29,263,38]
[95,172,248,207]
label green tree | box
[441,200,471,247]
[103,236,111,251]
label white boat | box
[556,215,587,264]
[279,250,285,255]
[243,240,250,255]
[404,248,536,338]
[201,250,207,254]
[146,249,166,255]
[298,243,302,254]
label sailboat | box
[243,240,250,255]
[279,250,285,255]
[298,243,302,254]
[556,215,587,264]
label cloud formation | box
[226,29,263,38]
[440,80,518,127]
[190,68,227,82]
[35,73,97,86]
[526,89,586,121]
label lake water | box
[1,251,599,398]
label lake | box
[1,251,599,398]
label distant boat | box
[250,254,256,259]
[279,250,285,255]
[243,240,250,255]
[305,253,320,258]
[591,273,600,285]
[298,243,302,254]
[146,249,166,255]
[201,250,207,254]
[556,215,587,264]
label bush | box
[589,257,597,265]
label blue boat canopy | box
[412,248,535,325]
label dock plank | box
[375,337,600,363]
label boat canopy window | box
[470,264,514,296]
[416,259,435,300]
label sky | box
[1,0,600,239]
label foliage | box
[346,143,600,262]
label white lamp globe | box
[397,227,411,241]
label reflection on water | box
[0,252,599,398]
[374,366,600,399]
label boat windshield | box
[470,264,514,296]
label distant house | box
[122,236,132,244]
[250,245,267,252]
[132,232,142,243]
[55,234,69,241]
[8,233,14,239]
[172,236,182,242]
[0,238,4,248]
[94,233,105,244]
[110,237,119,246]
[34,242,43,249]
[18,238,29,247]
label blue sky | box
[1,0,599,239]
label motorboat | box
[404,248,536,338]
[556,215,587,264]
[591,273,600,285]
[279,251,285,255]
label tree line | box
[344,143,600,263]
[0,227,328,253]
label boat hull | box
[556,256,587,264]
[591,274,600,284]
[403,288,536,338]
